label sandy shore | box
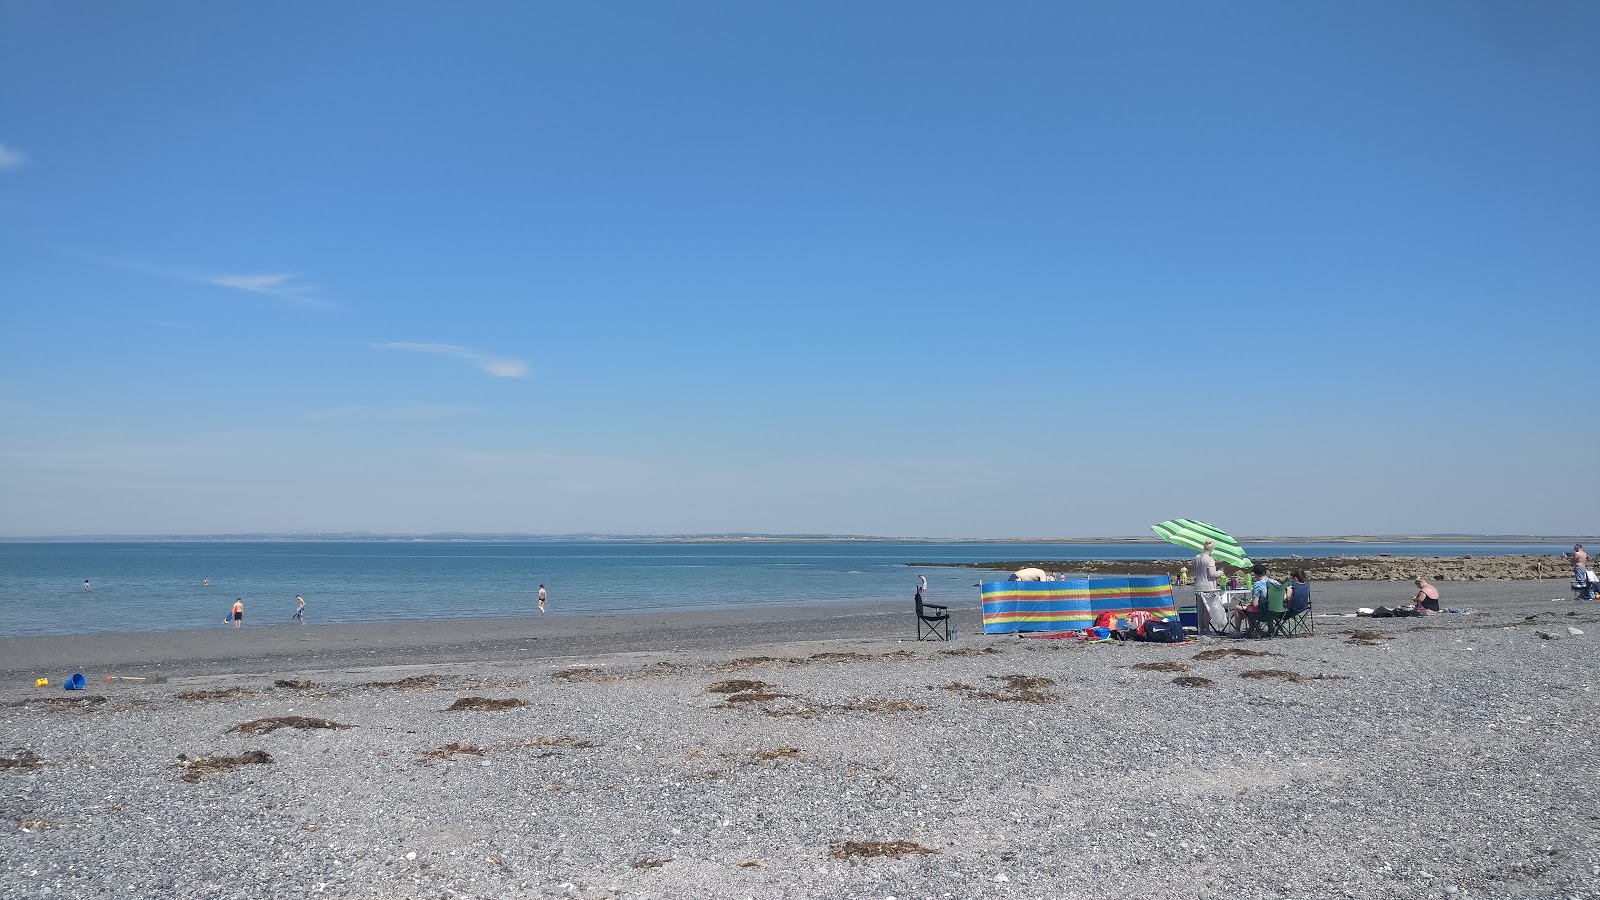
[3,582,1598,899]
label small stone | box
[404,852,416,861]
[993,873,1009,883]
[1568,627,1584,636]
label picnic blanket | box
[980,575,1176,634]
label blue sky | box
[1,2,1596,538]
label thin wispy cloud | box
[89,255,332,307]
[378,342,530,378]
[0,143,26,169]
[204,272,322,304]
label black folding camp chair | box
[1279,585,1315,636]
[915,591,950,641]
[1243,584,1291,638]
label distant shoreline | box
[2,533,1592,544]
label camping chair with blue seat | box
[1243,583,1292,638]
[1277,580,1315,636]
[915,590,950,641]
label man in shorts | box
[231,598,244,628]
[537,584,546,616]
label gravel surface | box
[2,583,1597,899]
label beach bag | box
[1370,606,1393,618]
[1138,619,1183,643]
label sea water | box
[0,539,1559,637]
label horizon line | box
[1,532,1593,543]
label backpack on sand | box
[1137,618,1184,643]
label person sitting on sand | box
[1412,578,1440,613]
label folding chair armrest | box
[920,602,948,611]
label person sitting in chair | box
[1230,563,1279,634]
[1288,568,1311,614]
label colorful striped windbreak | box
[979,575,1176,634]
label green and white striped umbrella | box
[1151,519,1253,568]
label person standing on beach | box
[537,584,546,616]
[918,574,929,600]
[231,598,244,628]
[1571,544,1588,578]
[1193,540,1223,634]
[294,595,305,625]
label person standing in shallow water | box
[83,579,91,594]
[294,595,305,625]
[537,584,546,616]
[231,598,244,628]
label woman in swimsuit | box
[1412,578,1440,613]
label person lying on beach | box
[1412,578,1440,613]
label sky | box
[1,2,1597,539]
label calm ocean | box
[0,539,1559,637]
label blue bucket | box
[63,673,86,691]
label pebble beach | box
[2,581,1597,900]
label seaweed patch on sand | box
[418,742,486,761]
[945,674,1060,703]
[10,696,107,712]
[177,750,273,782]
[446,696,528,712]
[1172,676,1215,688]
[829,840,940,860]
[364,674,448,691]
[228,716,351,735]
[176,688,252,702]
[0,749,43,772]
[1131,661,1189,672]
[1192,648,1279,661]
[708,679,770,694]
[1239,669,1348,684]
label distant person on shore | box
[1571,544,1588,578]
[1412,578,1440,613]
[231,598,245,628]
[537,584,546,616]
[918,574,928,599]
[84,579,91,594]
[294,595,305,625]
[1193,540,1224,634]
[203,578,210,587]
